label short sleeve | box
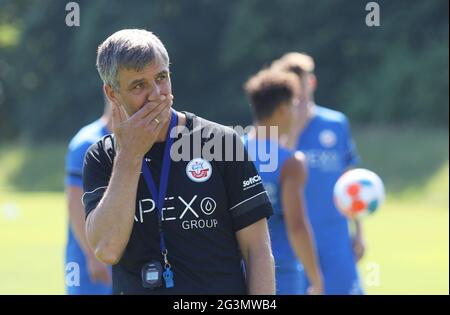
[82,137,114,218]
[341,116,360,168]
[222,132,273,231]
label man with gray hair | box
[82,29,275,294]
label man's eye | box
[158,74,167,81]
[134,83,144,89]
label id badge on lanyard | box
[140,109,177,289]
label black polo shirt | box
[82,111,273,295]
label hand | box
[307,275,324,295]
[352,233,366,262]
[86,255,112,285]
[111,94,174,158]
[307,284,323,295]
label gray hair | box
[96,29,170,91]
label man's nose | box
[148,81,161,99]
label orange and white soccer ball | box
[333,168,385,219]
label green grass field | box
[0,125,448,294]
[0,192,66,294]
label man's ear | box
[104,84,120,107]
[309,74,317,93]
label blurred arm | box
[344,165,366,262]
[67,186,95,257]
[66,185,111,284]
[352,218,366,262]
[280,152,323,294]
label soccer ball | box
[333,168,385,219]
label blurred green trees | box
[0,0,448,141]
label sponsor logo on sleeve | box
[242,175,262,191]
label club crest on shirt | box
[186,158,212,182]
[319,129,337,148]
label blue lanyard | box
[141,109,177,288]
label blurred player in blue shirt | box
[64,97,112,294]
[272,53,365,295]
[243,68,323,294]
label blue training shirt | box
[296,105,362,294]
[65,119,111,294]
[243,136,304,275]
[65,120,110,187]
[296,105,359,232]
